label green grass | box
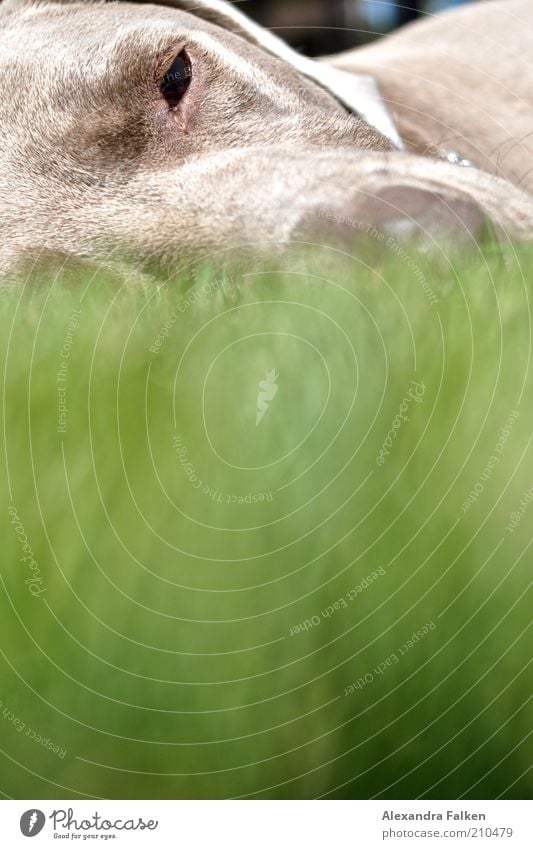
[1,244,532,799]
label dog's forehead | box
[2,1,233,56]
[1,0,331,109]
[0,0,351,135]
[0,0,401,145]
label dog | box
[1,0,533,277]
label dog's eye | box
[161,50,192,108]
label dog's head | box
[0,0,532,275]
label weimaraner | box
[1,0,533,276]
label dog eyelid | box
[161,49,192,109]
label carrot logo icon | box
[20,809,46,837]
[256,369,279,426]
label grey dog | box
[1,0,533,275]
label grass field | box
[1,243,532,799]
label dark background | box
[234,0,474,55]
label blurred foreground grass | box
[0,246,532,799]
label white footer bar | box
[1,800,531,848]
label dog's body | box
[1,0,533,275]
[325,0,533,189]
